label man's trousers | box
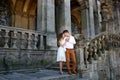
[66,49,76,72]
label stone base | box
[0,48,57,72]
[46,32,57,50]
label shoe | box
[72,70,77,74]
[59,72,63,75]
[68,71,72,75]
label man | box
[63,30,77,74]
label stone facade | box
[0,0,120,80]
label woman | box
[57,33,67,74]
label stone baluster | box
[12,31,17,49]
[4,30,9,48]
[0,29,2,47]
[34,33,38,50]
[98,39,102,57]
[0,29,1,35]
[93,47,98,60]
[31,34,34,49]
[21,32,25,49]
[27,33,32,49]
[0,29,1,40]
[87,46,93,64]
[40,35,44,49]
[84,47,88,66]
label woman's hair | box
[57,33,63,46]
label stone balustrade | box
[0,25,47,50]
[82,32,120,64]
[76,32,120,80]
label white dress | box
[57,39,66,62]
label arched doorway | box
[71,16,80,35]
[71,0,82,35]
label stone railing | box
[76,32,120,80]
[107,33,120,48]
[84,32,108,64]
[0,25,47,50]
[83,32,120,64]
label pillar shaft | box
[88,0,95,38]
[56,0,71,34]
[81,0,95,39]
[37,0,47,32]
[81,8,90,39]
[46,0,57,50]
[37,0,57,50]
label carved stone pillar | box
[4,30,9,48]
[80,1,90,39]
[81,6,89,39]
[33,33,38,50]
[27,33,32,49]
[88,0,95,38]
[37,0,57,50]
[12,31,17,49]
[46,0,57,50]
[80,0,95,39]
[55,0,72,34]
[113,1,120,33]
[37,0,47,32]
[40,35,44,50]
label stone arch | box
[5,0,37,29]
[71,11,82,34]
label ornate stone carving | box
[101,3,112,21]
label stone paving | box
[0,69,88,80]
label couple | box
[57,30,77,75]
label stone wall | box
[0,48,57,72]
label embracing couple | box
[57,30,77,75]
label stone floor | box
[0,69,89,80]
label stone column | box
[37,0,47,32]
[56,0,71,34]
[37,0,57,50]
[97,0,102,34]
[116,1,120,33]
[93,0,102,35]
[46,0,57,50]
[88,0,95,38]
[81,1,90,39]
[81,0,95,39]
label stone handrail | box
[0,25,47,50]
[83,32,120,64]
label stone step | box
[0,69,80,80]
[75,78,89,80]
[46,62,73,71]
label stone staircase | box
[0,69,86,80]
[46,61,73,72]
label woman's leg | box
[59,61,63,73]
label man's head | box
[63,30,70,37]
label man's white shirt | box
[64,36,76,49]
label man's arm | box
[69,36,76,44]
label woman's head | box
[58,33,63,40]
[57,33,63,46]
